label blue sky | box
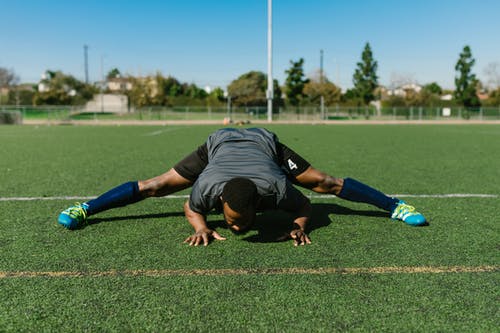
[1,0,499,90]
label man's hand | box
[183,200,226,246]
[277,228,312,246]
[289,229,312,246]
[183,228,226,247]
[283,195,311,246]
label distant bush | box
[0,111,22,124]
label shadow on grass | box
[84,203,392,242]
[241,203,389,243]
[87,211,186,227]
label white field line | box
[0,193,497,202]
[0,265,497,278]
[142,126,189,136]
[0,195,183,202]
[390,194,499,198]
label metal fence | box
[1,105,500,123]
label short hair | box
[221,177,258,215]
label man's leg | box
[295,167,397,210]
[58,169,192,229]
[279,143,398,212]
[295,166,426,225]
[58,143,209,229]
[88,168,193,214]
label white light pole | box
[100,54,106,113]
[267,0,273,122]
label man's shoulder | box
[245,127,277,140]
[210,127,276,138]
[207,128,277,150]
[189,179,223,214]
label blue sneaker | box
[58,203,89,229]
[391,201,427,226]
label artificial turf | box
[0,124,498,332]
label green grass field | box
[0,124,498,332]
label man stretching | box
[58,127,426,246]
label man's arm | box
[277,187,312,246]
[276,143,343,195]
[295,166,344,195]
[289,194,312,246]
[183,200,226,246]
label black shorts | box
[173,144,209,182]
[173,142,311,182]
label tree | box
[127,77,153,107]
[341,88,363,106]
[303,72,341,106]
[164,76,182,97]
[382,82,444,108]
[352,42,378,105]
[7,85,36,105]
[284,58,309,107]
[206,87,226,107]
[410,82,443,107]
[33,70,96,105]
[151,72,168,105]
[228,71,282,108]
[0,67,19,88]
[454,45,480,109]
[423,82,443,95]
[482,87,500,106]
[0,67,19,104]
[125,73,214,107]
[483,62,500,91]
[106,68,121,79]
[183,83,208,99]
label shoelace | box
[65,203,88,222]
[393,203,416,219]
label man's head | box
[221,177,258,233]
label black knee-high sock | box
[337,178,399,212]
[85,181,144,216]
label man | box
[58,128,426,246]
[182,128,314,246]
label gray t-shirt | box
[189,128,305,214]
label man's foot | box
[58,203,89,229]
[391,201,427,226]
